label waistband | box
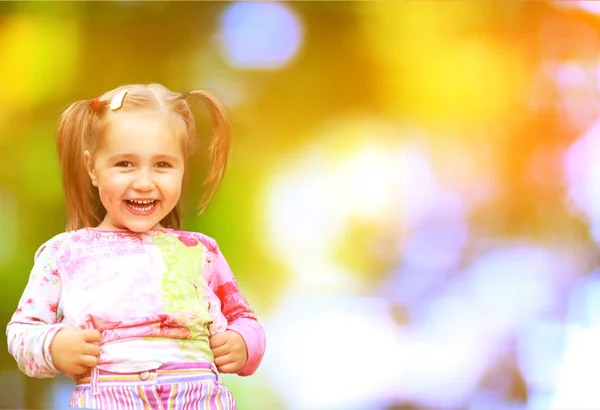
[76,362,221,396]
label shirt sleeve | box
[5,241,68,378]
[209,245,266,376]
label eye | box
[115,161,133,167]
[156,161,172,168]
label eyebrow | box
[106,154,182,163]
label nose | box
[132,169,155,192]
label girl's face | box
[85,110,186,232]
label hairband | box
[89,98,99,111]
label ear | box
[83,150,98,187]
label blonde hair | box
[56,83,230,231]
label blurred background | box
[2,0,600,409]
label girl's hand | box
[210,330,248,374]
[49,328,102,375]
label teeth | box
[129,200,155,205]
[126,199,156,212]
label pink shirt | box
[6,228,266,380]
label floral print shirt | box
[6,228,266,380]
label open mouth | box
[125,199,158,213]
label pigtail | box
[56,100,102,231]
[188,90,231,215]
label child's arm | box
[5,243,67,378]
[209,246,266,376]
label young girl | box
[6,84,266,409]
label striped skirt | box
[69,362,236,409]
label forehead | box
[100,110,186,156]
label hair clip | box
[110,90,128,110]
[89,98,99,111]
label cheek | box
[162,172,184,197]
[96,172,129,198]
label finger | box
[211,344,230,359]
[81,329,102,343]
[217,362,242,374]
[71,365,93,375]
[209,332,229,348]
[83,343,101,357]
[79,355,99,368]
[214,353,234,368]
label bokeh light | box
[261,119,441,290]
[565,119,600,241]
[217,1,303,70]
[556,0,600,16]
[0,14,80,108]
[262,294,403,410]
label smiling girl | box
[6,84,265,409]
